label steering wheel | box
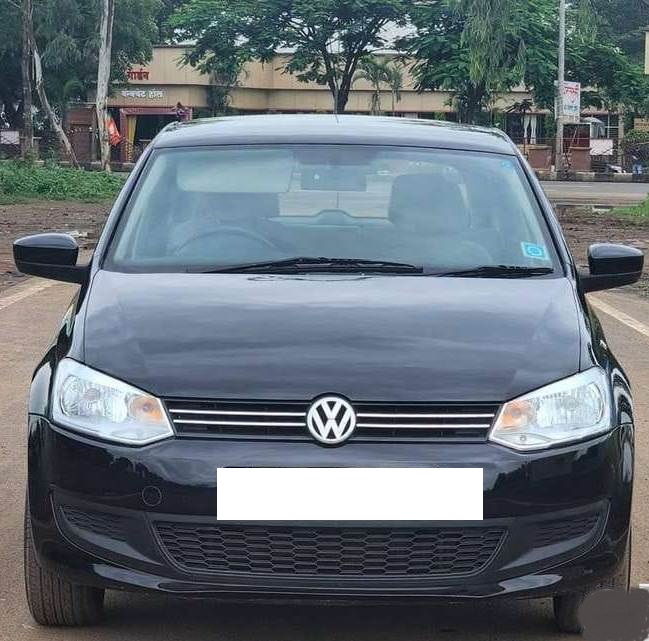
[174,226,281,255]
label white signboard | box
[561,81,581,122]
[591,138,614,156]
[0,130,19,145]
[120,88,165,100]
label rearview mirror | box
[580,243,644,293]
[13,233,90,285]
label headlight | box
[489,368,611,451]
[52,359,174,445]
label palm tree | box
[353,57,389,115]
[384,62,404,114]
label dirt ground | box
[556,206,649,296]
[0,201,110,291]
[1,200,649,294]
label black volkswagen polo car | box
[15,116,644,632]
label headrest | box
[388,174,470,234]
[192,192,280,222]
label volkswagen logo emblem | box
[306,396,357,445]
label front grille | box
[60,505,127,542]
[154,522,505,578]
[534,514,600,547]
[165,399,499,442]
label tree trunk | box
[463,84,485,125]
[370,89,381,115]
[96,0,115,172]
[20,0,34,159]
[336,79,352,113]
[30,33,79,167]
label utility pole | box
[555,0,566,173]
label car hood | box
[83,271,581,402]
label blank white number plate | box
[216,468,483,521]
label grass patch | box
[609,197,649,219]
[0,193,29,205]
[0,161,126,203]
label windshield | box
[106,144,560,275]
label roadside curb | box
[535,170,649,184]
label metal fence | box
[0,130,21,158]
[511,135,632,175]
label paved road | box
[541,181,649,207]
[1,281,649,641]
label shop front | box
[105,48,210,163]
[109,83,203,163]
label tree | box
[32,0,159,112]
[402,0,554,124]
[28,0,159,165]
[0,0,79,164]
[589,0,649,63]
[0,0,26,132]
[206,67,243,116]
[171,0,413,113]
[402,0,647,124]
[384,60,403,114]
[21,0,33,156]
[524,1,647,115]
[155,0,186,43]
[1,0,161,162]
[29,23,79,166]
[96,0,116,171]
[401,2,482,123]
[354,56,388,115]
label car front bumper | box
[27,415,633,601]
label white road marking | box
[590,296,649,341]
[0,279,57,311]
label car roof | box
[153,114,517,155]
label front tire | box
[24,502,105,626]
[553,535,631,634]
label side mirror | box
[13,233,90,285]
[580,243,644,293]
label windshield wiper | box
[202,257,424,274]
[437,265,554,278]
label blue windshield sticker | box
[521,242,549,260]
[500,159,515,170]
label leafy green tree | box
[526,1,647,115]
[354,56,389,114]
[0,0,23,128]
[1,0,165,162]
[589,0,649,63]
[155,0,186,43]
[33,0,160,111]
[401,0,550,124]
[403,0,647,124]
[384,61,403,114]
[171,0,413,113]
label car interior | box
[110,148,556,272]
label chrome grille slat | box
[165,399,500,442]
[174,419,305,427]
[169,409,306,417]
[357,413,495,419]
[357,423,493,429]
